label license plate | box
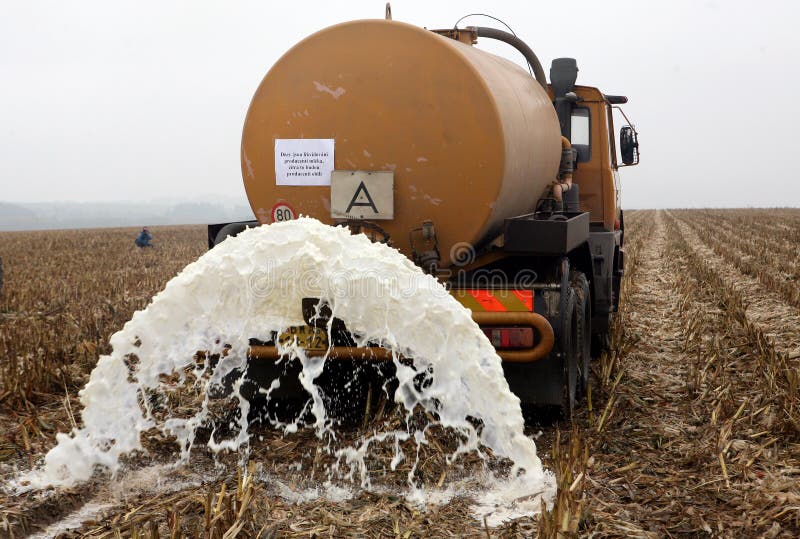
[277,325,329,351]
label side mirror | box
[620,125,639,166]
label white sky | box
[1,0,798,208]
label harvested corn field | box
[583,209,800,537]
[1,209,799,537]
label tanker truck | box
[208,17,640,417]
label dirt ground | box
[583,210,800,538]
[1,209,799,537]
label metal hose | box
[471,26,548,89]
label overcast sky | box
[1,0,798,208]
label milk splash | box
[21,218,554,523]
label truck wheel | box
[213,222,254,247]
[571,272,591,400]
[560,289,579,419]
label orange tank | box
[241,19,561,267]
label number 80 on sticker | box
[270,202,296,223]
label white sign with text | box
[275,139,335,186]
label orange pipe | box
[248,345,395,361]
[553,136,573,202]
[246,311,554,364]
[471,311,555,362]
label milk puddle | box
[17,217,554,525]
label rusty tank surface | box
[241,19,561,268]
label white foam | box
[269,476,355,505]
[16,217,554,523]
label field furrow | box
[682,210,800,281]
[586,210,800,537]
[671,212,800,358]
[664,210,800,531]
[713,210,800,256]
[585,210,698,537]
[689,218,800,310]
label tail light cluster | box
[482,327,534,349]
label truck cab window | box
[570,108,591,162]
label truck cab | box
[450,58,641,415]
[546,63,640,338]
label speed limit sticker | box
[270,202,297,223]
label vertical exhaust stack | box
[550,58,578,97]
[549,58,581,211]
[550,58,579,139]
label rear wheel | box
[560,289,579,418]
[571,272,591,399]
[213,222,255,247]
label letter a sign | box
[346,181,378,213]
[330,171,394,220]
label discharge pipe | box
[552,136,574,207]
[470,26,548,89]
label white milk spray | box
[19,218,554,523]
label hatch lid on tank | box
[330,170,394,220]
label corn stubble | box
[568,210,800,538]
[2,210,800,538]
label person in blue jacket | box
[135,227,153,248]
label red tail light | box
[483,327,534,349]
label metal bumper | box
[246,311,554,363]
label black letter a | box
[346,181,379,213]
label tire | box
[213,222,254,247]
[559,288,579,419]
[571,272,591,400]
